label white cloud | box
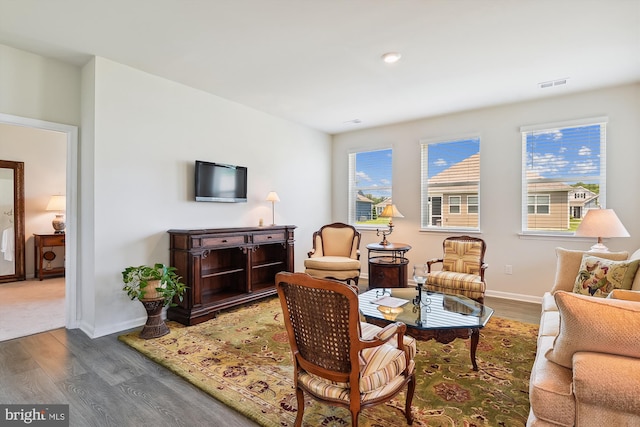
[356,171,371,181]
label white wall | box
[333,83,640,302]
[0,123,67,276]
[0,44,80,126]
[82,57,332,337]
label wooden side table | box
[33,233,65,280]
[366,242,411,288]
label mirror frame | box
[0,160,25,283]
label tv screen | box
[195,160,247,202]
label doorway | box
[0,113,78,333]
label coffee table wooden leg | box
[470,328,480,371]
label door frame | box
[0,113,79,329]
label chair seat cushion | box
[304,256,361,271]
[298,322,415,403]
[427,271,485,291]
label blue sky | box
[354,125,601,198]
[526,124,601,180]
[355,149,393,197]
[426,138,479,178]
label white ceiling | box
[0,0,639,134]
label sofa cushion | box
[608,289,640,302]
[572,255,640,298]
[541,292,558,312]
[573,352,640,419]
[551,248,628,294]
[539,309,559,338]
[529,335,575,426]
[545,291,640,369]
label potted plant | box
[121,263,187,339]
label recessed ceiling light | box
[381,52,402,64]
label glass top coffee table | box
[358,287,494,371]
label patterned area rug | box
[119,297,538,427]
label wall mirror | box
[0,160,25,283]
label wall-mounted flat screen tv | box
[195,160,248,202]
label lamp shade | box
[575,208,629,238]
[265,191,280,202]
[46,195,66,211]
[379,204,404,218]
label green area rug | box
[119,297,538,426]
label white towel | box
[1,227,14,262]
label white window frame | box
[420,134,481,232]
[521,117,607,236]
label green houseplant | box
[122,263,187,339]
[122,263,187,307]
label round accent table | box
[366,242,411,288]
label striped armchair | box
[425,236,487,304]
[275,272,416,427]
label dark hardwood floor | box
[0,295,540,427]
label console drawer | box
[253,231,285,243]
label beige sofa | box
[527,248,640,426]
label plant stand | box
[139,298,169,339]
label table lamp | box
[376,204,404,245]
[46,195,66,234]
[266,191,280,226]
[574,208,629,252]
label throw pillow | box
[545,291,640,369]
[551,248,628,294]
[572,255,640,298]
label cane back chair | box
[275,272,416,427]
[425,235,488,304]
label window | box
[421,137,480,230]
[467,195,478,214]
[521,117,606,234]
[348,148,392,226]
[449,196,461,214]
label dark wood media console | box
[167,225,296,325]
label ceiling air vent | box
[539,78,569,89]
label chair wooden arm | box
[360,322,406,349]
[426,258,443,272]
[307,248,316,258]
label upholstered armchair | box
[425,235,487,304]
[275,272,416,427]
[304,222,361,286]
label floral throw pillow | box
[572,255,640,298]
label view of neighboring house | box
[374,198,392,217]
[568,186,599,219]
[426,154,598,231]
[356,193,374,221]
[426,153,480,228]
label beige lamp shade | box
[265,191,280,202]
[379,204,404,218]
[575,208,629,252]
[46,195,66,211]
